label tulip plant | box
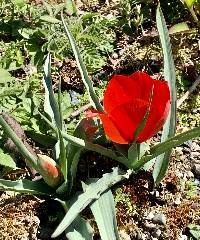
[0,5,200,240]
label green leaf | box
[0,149,17,169]
[26,131,56,148]
[65,0,77,16]
[56,126,67,181]
[169,22,190,35]
[56,199,94,240]
[40,15,61,24]
[128,142,150,168]
[153,5,177,185]
[184,0,195,9]
[43,54,62,128]
[52,168,131,238]
[188,224,200,239]
[128,142,138,164]
[131,126,200,171]
[0,179,56,195]
[61,13,103,111]
[0,68,15,83]
[89,189,120,240]
[65,215,94,240]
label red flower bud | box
[37,154,61,187]
[87,72,170,144]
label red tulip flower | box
[87,71,170,144]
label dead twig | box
[177,75,200,108]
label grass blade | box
[43,54,62,128]
[153,5,177,184]
[61,12,103,111]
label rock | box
[174,195,182,205]
[182,147,191,154]
[119,230,131,240]
[175,147,183,155]
[152,213,166,225]
[118,49,125,56]
[186,170,194,178]
[155,191,159,197]
[191,142,200,152]
[176,171,183,178]
[112,52,119,59]
[146,211,154,220]
[190,152,200,159]
[144,221,156,229]
[152,229,162,238]
[177,234,187,240]
[194,179,200,185]
[192,164,200,178]
[183,140,193,148]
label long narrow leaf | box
[43,54,62,128]
[131,126,200,170]
[0,179,56,196]
[65,215,94,240]
[90,190,120,240]
[52,168,131,238]
[61,13,103,111]
[56,199,94,240]
[153,5,177,184]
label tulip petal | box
[98,113,129,144]
[136,80,170,143]
[130,72,155,101]
[109,98,149,143]
[104,75,141,114]
[104,72,155,114]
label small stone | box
[175,147,183,155]
[190,152,200,159]
[152,229,162,238]
[183,140,193,148]
[118,49,125,56]
[176,171,183,178]
[178,234,187,240]
[144,221,156,229]
[146,211,154,220]
[152,213,166,225]
[155,191,159,198]
[186,170,194,178]
[119,230,131,240]
[112,52,118,59]
[70,60,77,68]
[191,142,200,151]
[174,194,182,205]
[194,179,200,185]
[192,164,200,178]
[182,147,191,154]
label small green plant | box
[115,188,137,215]
[180,179,198,199]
